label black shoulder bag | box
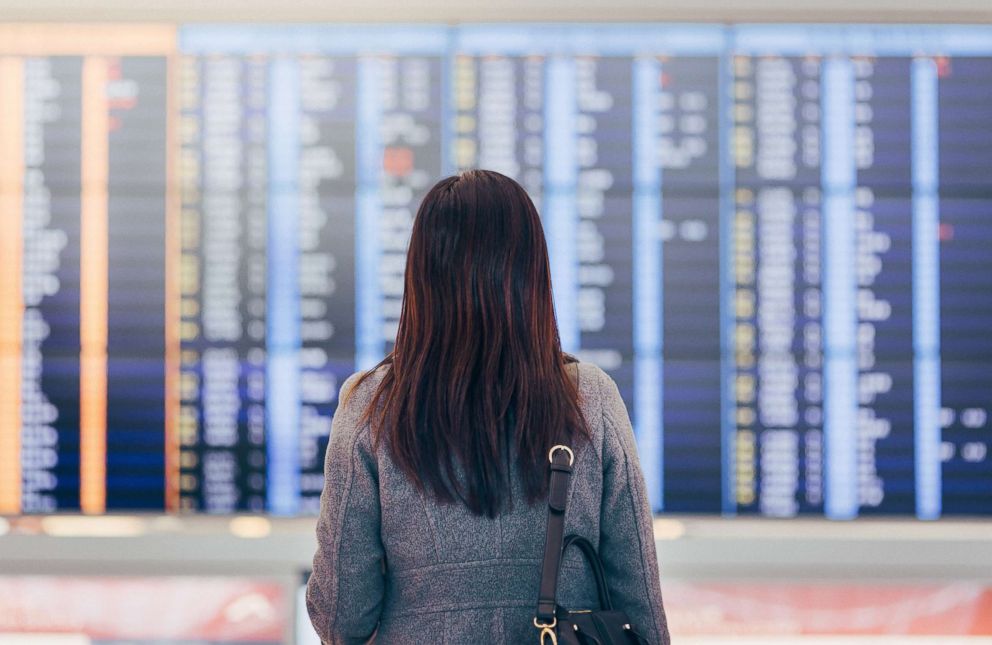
[533,445,651,645]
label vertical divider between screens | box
[355,57,384,371]
[266,57,302,515]
[911,58,941,520]
[632,57,663,512]
[821,58,859,520]
[544,57,579,354]
[718,47,737,516]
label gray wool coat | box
[306,361,671,644]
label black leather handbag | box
[533,445,651,645]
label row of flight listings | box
[0,24,990,518]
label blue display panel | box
[2,23,991,517]
[729,25,992,518]
[179,51,272,513]
[937,56,992,515]
[452,27,729,512]
[177,26,447,513]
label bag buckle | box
[533,617,557,645]
[548,445,574,466]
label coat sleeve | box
[306,373,385,645]
[596,370,671,645]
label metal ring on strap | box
[534,616,557,630]
[548,445,574,466]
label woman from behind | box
[306,169,670,644]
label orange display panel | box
[0,26,176,513]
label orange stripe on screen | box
[0,57,24,515]
[80,57,109,515]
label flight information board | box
[0,23,990,517]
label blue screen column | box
[822,58,859,520]
[632,57,663,511]
[355,58,384,371]
[718,52,737,515]
[545,57,579,354]
[267,57,302,514]
[911,57,942,520]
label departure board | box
[0,23,991,518]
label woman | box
[306,170,670,644]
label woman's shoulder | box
[338,365,387,409]
[572,360,621,404]
[327,367,389,457]
[330,366,389,436]
[569,359,629,436]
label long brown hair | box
[355,169,588,517]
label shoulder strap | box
[535,444,574,624]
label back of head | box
[361,169,588,517]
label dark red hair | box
[356,169,588,517]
